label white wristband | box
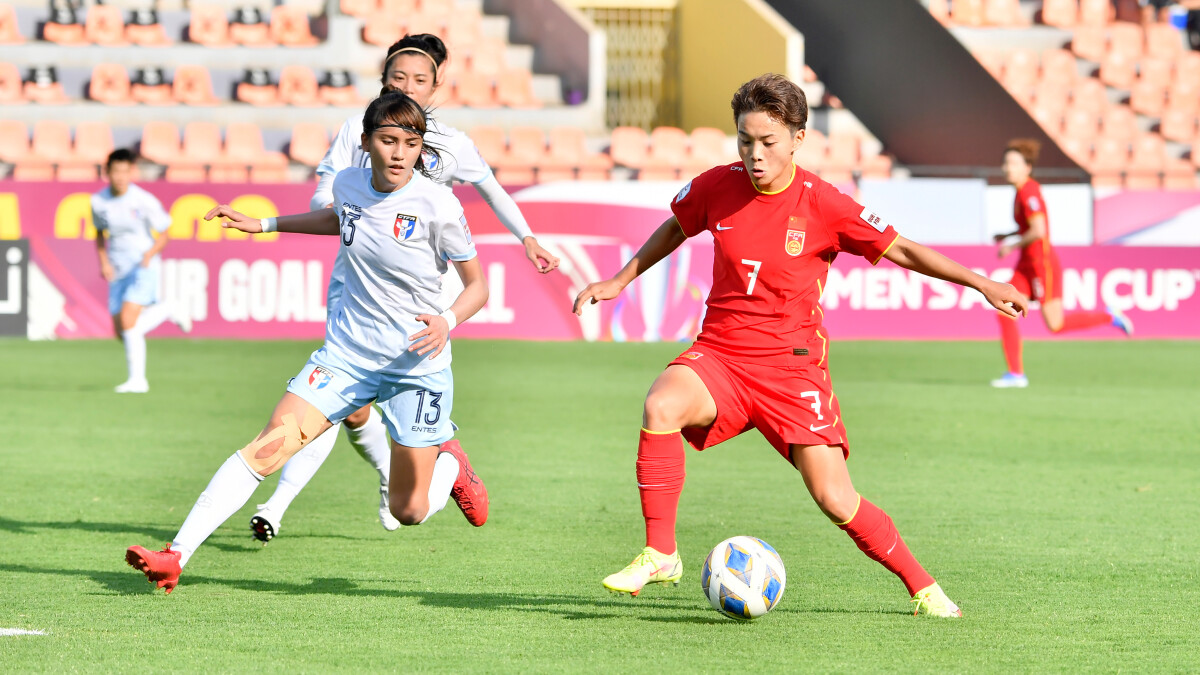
[439,309,457,332]
[260,217,278,233]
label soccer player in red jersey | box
[573,74,1030,617]
[991,139,1133,388]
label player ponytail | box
[731,73,808,133]
[362,90,443,180]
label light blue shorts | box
[108,266,160,315]
[286,346,455,448]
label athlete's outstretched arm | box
[94,229,114,282]
[572,216,687,315]
[997,213,1046,258]
[883,235,1028,318]
[410,257,488,359]
[204,205,340,236]
[473,174,559,274]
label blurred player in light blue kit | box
[91,148,191,393]
[125,92,491,593]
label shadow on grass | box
[0,517,359,552]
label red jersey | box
[1013,178,1051,269]
[671,163,899,362]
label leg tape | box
[239,408,329,475]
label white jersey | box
[326,167,476,377]
[90,184,171,277]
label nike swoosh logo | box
[809,424,830,432]
[715,224,733,231]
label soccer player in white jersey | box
[251,33,556,540]
[92,148,191,393]
[125,92,490,594]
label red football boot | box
[125,544,182,594]
[439,439,488,526]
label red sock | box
[1058,311,1111,333]
[838,497,935,596]
[636,429,685,555]
[998,314,1023,374]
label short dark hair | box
[1006,138,1040,168]
[362,90,440,178]
[382,33,448,85]
[106,148,136,170]
[731,73,808,132]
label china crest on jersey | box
[785,230,805,256]
[394,213,418,241]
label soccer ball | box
[700,536,786,620]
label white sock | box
[261,423,340,515]
[419,451,459,524]
[172,452,263,568]
[121,330,146,382]
[132,302,172,334]
[345,407,391,483]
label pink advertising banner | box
[4,180,1199,341]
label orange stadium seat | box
[1030,101,1064,131]
[1145,23,1183,61]
[465,37,507,76]
[188,6,230,46]
[30,121,72,163]
[1062,106,1100,141]
[126,9,171,46]
[1175,52,1200,87]
[827,133,862,171]
[342,0,379,17]
[173,65,219,106]
[1109,22,1143,60]
[237,69,279,106]
[89,63,133,105]
[320,70,359,106]
[0,120,30,163]
[43,8,86,45]
[1077,0,1112,25]
[139,121,181,165]
[0,3,23,43]
[271,6,318,47]
[379,0,418,15]
[444,11,482,48]
[1129,78,1166,116]
[279,66,322,106]
[1167,78,1199,114]
[1071,78,1109,113]
[249,164,290,183]
[467,126,506,167]
[72,121,114,166]
[928,0,950,24]
[1040,49,1078,89]
[1003,50,1039,100]
[131,67,173,105]
[645,126,688,173]
[610,127,650,169]
[1089,136,1128,172]
[1129,133,1166,172]
[951,0,985,26]
[545,126,613,180]
[229,8,272,46]
[362,15,404,47]
[1057,135,1091,164]
[181,122,224,164]
[861,153,894,180]
[687,127,731,172]
[795,128,827,170]
[1160,107,1198,143]
[1139,58,1173,91]
[85,5,127,46]
[1033,79,1070,112]
[975,51,1004,79]
[0,63,24,105]
[23,67,68,105]
[289,123,330,167]
[1041,0,1078,27]
[505,127,547,175]
[1099,50,1137,89]
[637,167,679,181]
[13,161,55,181]
[453,71,497,108]
[984,0,1024,26]
[495,70,540,108]
[165,165,207,182]
[1192,139,1200,167]
[224,123,288,183]
[1100,105,1138,141]
[1162,158,1196,189]
[1071,25,1106,61]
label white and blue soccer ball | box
[700,536,786,620]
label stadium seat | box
[1077,0,1111,25]
[1162,159,1196,189]
[505,126,547,170]
[224,122,288,170]
[1099,50,1137,89]
[289,123,330,167]
[495,70,540,108]
[250,165,290,183]
[467,126,506,167]
[1160,107,1197,143]
[56,162,98,182]
[229,7,272,46]
[1033,80,1070,112]
[362,16,404,47]
[13,161,55,181]
[1129,133,1166,172]
[270,6,318,47]
[1129,78,1166,116]
[1030,101,1064,131]
[975,51,1005,79]
[0,120,30,163]
[320,70,359,106]
[453,71,497,108]
[139,121,181,165]
[0,3,23,43]
[645,126,688,170]
[1003,50,1039,99]
[0,62,24,105]
[984,0,1024,26]
[1071,26,1106,62]
[342,0,379,17]
[1071,78,1109,113]
[85,5,127,46]
[1041,0,1078,27]
[860,153,894,180]
[1040,49,1078,89]
[638,167,679,181]
[89,63,133,105]
[188,6,231,47]
[279,66,322,106]
[125,9,171,46]
[131,67,173,105]
[1057,135,1091,165]
[1123,171,1160,189]
[687,127,731,171]
[1100,105,1138,141]
[609,126,650,169]
[827,133,862,171]
[1109,22,1144,61]
[29,121,72,163]
[1139,58,1173,92]
[546,126,613,180]
[72,121,114,166]
[1145,23,1184,61]
[1089,136,1129,172]
[464,37,507,76]
[379,0,419,15]
[1167,78,1199,114]
[950,0,985,26]
[177,123,222,181]
[1175,52,1200,89]
[173,65,220,106]
[43,8,86,45]
[23,66,68,105]
[237,68,279,106]
[928,0,950,24]
[1062,106,1100,141]
[165,165,207,182]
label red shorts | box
[1012,247,1062,303]
[669,343,850,461]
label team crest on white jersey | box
[423,149,439,170]
[308,366,333,390]
[394,213,418,240]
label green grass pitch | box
[1,338,1198,671]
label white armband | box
[260,217,278,233]
[440,309,458,332]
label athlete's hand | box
[992,233,1009,243]
[410,314,449,359]
[140,252,153,268]
[981,279,1028,318]
[100,260,115,282]
[524,237,560,274]
[997,243,1015,258]
[572,278,624,315]
[205,205,262,233]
